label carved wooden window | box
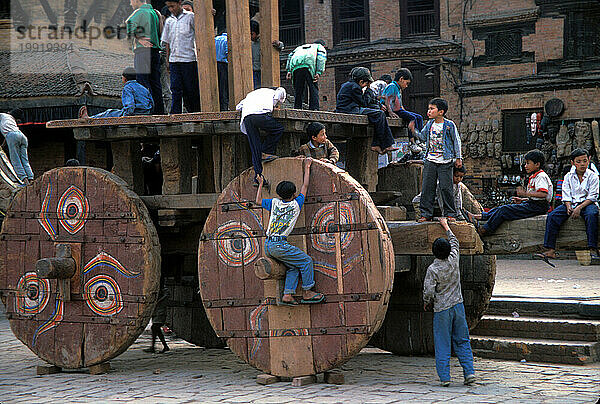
[400,0,440,38]
[333,0,369,44]
[473,23,535,67]
[280,0,304,48]
[0,1,10,19]
[564,10,600,59]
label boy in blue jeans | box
[469,149,552,236]
[384,68,423,131]
[255,157,325,306]
[412,98,462,222]
[79,68,153,119]
[424,217,475,387]
[537,148,599,265]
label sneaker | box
[464,374,476,385]
[441,381,450,387]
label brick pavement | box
[1,311,599,403]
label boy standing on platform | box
[298,122,339,164]
[537,148,599,264]
[236,87,287,186]
[412,98,462,222]
[161,0,200,114]
[424,218,476,387]
[255,158,324,306]
[469,149,552,236]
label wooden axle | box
[35,244,76,279]
[254,257,286,280]
[36,257,76,280]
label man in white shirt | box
[236,88,286,185]
[0,109,33,184]
[538,148,600,264]
[161,0,199,113]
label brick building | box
[279,0,600,202]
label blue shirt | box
[122,80,153,116]
[382,81,403,112]
[215,32,228,63]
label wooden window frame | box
[332,0,370,45]
[400,0,440,39]
[279,0,305,48]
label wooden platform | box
[46,109,406,142]
[388,221,484,255]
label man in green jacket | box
[127,0,165,114]
[285,40,327,111]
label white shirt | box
[0,113,19,135]
[562,166,599,207]
[236,88,286,134]
[263,195,304,237]
[370,80,388,97]
[527,170,553,202]
[161,10,196,63]
[427,122,452,164]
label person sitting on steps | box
[255,157,325,306]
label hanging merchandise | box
[574,121,593,154]
[556,123,569,158]
[592,119,600,158]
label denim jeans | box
[420,160,456,219]
[253,70,261,89]
[544,203,598,249]
[482,200,548,234]
[243,113,284,176]
[264,240,314,295]
[170,61,200,114]
[134,47,164,115]
[5,131,33,181]
[395,109,424,131]
[357,107,395,150]
[91,109,124,118]
[293,67,319,110]
[433,302,474,382]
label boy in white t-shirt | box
[411,98,462,222]
[469,149,552,236]
[255,157,325,306]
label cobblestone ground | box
[1,312,599,403]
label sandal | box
[300,293,325,304]
[278,299,299,307]
[446,217,457,222]
[533,253,556,268]
[417,217,430,223]
[261,154,278,163]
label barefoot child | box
[412,98,462,222]
[79,67,153,119]
[537,148,599,265]
[423,217,475,387]
[469,149,552,236]
[255,158,325,306]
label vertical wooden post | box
[194,0,219,112]
[111,139,144,196]
[259,0,280,87]
[193,0,218,193]
[225,0,253,107]
[346,128,379,191]
[160,138,193,194]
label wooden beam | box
[140,194,219,210]
[194,0,219,112]
[346,127,379,191]
[160,138,193,194]
[388,221,484,255]
[111,140,144,195]
[225,0,254,107]
[259,0,280,87]
[481,215,594,255]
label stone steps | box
[473,315,600,342]
[470,297,600,365]
[470,335,600,365]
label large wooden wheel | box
[0,167,161,369]
[198,158,394,377]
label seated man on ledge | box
[79,67,154,119]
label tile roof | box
[0,47,131,99]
